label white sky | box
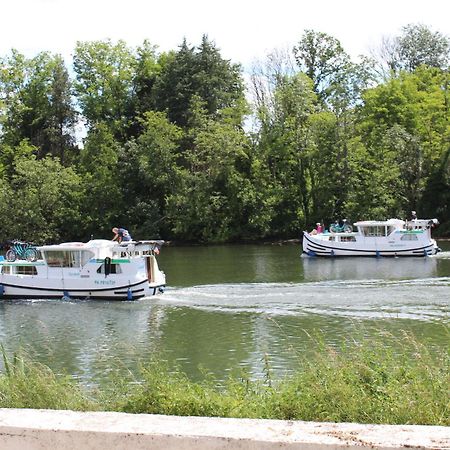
[1,0,449,69]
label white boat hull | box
[303,231,439,257]
[0,277,163,300]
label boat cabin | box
[38,240,163,269]
[353,219,404,238]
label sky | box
[1,0,449,69]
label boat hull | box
[302,231,439,257]
[0,277,165,300]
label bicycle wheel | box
[25,248,38,262]
[343,224,353,233]
[5,249,17,262]
[330,224,338,233]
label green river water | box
[0,242,449,384]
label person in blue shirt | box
[112,227,132,243]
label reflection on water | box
[0,244,449,383]
[302,254,439,281]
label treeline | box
[0,24,449,243]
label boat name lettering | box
[94,280,116,286]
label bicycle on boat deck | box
[5,241,39,262]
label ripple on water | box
[157,277,449,322]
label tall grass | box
[0,345,97,411]
[0,333,448,426]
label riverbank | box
[1,334,448,427]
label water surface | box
[0,242,448,383]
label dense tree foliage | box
[0,27,449,243]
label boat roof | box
[353,219,405,227]
[37,240,164,260]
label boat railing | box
[112,240,163,258]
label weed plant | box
[0,333,448,425]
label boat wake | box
[435,250,450,259]
[157,278,450,322]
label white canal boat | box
[0,239,166,300]
[303,218,440,257]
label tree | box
[153,36,247,128]
[250,71,319,235]
[77,123,122,238]
[382,125,423,212]
[4,155,84,242]
[293,30,349,102]
[0,51,77,163]
[360,67,448,173]
[373,24,450,75]
[130,40,161,135]
[421,147,450,234]
[116,111,183,238]
[45,55,78,164]
[355,66,449,221]
[166,98,249,242]
[73,40,135,140]
[395,24,449,72]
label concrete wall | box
[0,409,449,449]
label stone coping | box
[0,409,449,449]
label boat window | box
[44,250,94,268]
[386,226,396,235]
[97,264,122,274]
[79,250,95,266]
[361,226,386,237]
[329,236,336,241]
[401,234,418,241]
[340,236,356,242]
[15,266,38,275]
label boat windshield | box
[359,225,396,237]
[43,250,94,268]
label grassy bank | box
[0,335,448,426]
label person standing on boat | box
[112,227,132,243]
[316,222,323,234]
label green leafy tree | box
[344,136,402,220]
[360,67,448,176]
[354,66,449,221]
[117,111,183,238]
[382,125,423,213]
[2,155,84,242]
[293,30,349,102]
[250,72,318,235]
[78,123,122,238]
[306,111,344,223]
[372,24,449,80]
[45,55,78,164]
[130,40,161,135]
[167,98,249,242]
[73,40,135,140]
[0,51,77,163]
[421,147,450,234]
[0,50,27,146]
[154,36,247,128]
[394,24,449,72]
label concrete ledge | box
[0,409,449,449]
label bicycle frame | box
[5,241,38,262]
